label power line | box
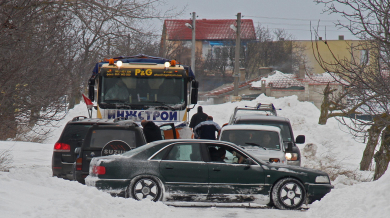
[254,21,346,27]
[245,15,343,23]
[265,28,351,33]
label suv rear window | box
[60,124,93,140]
[88,129,136,148]
[235,121,292,142]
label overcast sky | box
[156,0,356,40]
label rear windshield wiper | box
[245,142,267,150]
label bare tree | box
[203,42,235,78]
[245,25,307,79]
[0,0,179,141]
[0,0,75,140]
[314,0,390,179]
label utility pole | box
[191,12,196,75]
[233,12,241,96]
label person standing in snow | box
[189,106,208,129]
[193,116,221,140]
[141,120,163,143]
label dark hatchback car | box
[74,123,146,184]
[52,116,131,180]
[86,139,333,210]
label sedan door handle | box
[213,168,221,171]
[165,166,174,169]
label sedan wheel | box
[271,178,306,210]
[130,177,161,202]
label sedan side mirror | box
[295,135,305,144]
[244,158,255,166]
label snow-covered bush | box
[0,150,13,172]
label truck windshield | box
[221,130,281,150]
[101,77,185,106]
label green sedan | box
[86,139,333,210]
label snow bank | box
[1,93,387,218]
[308,170,390,218]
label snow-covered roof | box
[251,71,304,88]
[251,71,349,89]
[203,77,262,97]
[302,72,349,85]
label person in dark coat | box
[141,120,163,143]
[189,106,208,129]
[193,116,221,140]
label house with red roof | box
[160,19,256,91]
[160,18,256,61]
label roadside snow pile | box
[0,93,386,217]
[200,94,367,174]
[307,169,390,218]
[29,94,368,183]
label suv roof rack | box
[237,103,278,116]
[229,103,279,124]
[113,117,128,122]
[113,117,138,126]
[252,103,278,116]
[72,116,88,121]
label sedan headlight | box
[315,176,330,183]
[285,152,298,161]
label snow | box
[1,94,389,217]
[251,70,304,88]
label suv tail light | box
[54,143,71,152]
[76,158,82,171]
[92,166,106,175]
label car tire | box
[271,178,306,210]
[129,176,162,202]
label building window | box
[182,41,192,49]
[360,49,370,65]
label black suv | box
[52,116,136,180]
[74,122,147,184]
